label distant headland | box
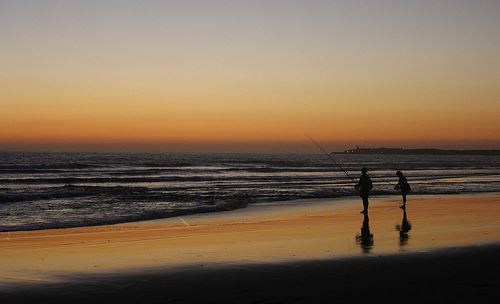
[335,147,500,155]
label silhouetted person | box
[355,212,374,253]
[395,205,412,247]
[394,170,411,208]
[355,167,373,214]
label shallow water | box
[1,152,499,231]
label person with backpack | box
[394,170,411,208]
[356,167,373,214]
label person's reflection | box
[355,212,374,253]
[395,206,412,247]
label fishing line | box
[308,136,396,188]
[307,136,357,186]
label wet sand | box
[1,193,500,302]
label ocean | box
[1,152,499,231]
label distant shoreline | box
[336,147,500,155]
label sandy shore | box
[1,193,500,302]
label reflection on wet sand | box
[355,212,374,253]
[395,206,412,247]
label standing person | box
[394,170,411,208]
[356,167,373,214]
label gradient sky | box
[1,0,499,152]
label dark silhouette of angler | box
[394,171,411,208]
[355,212,374,253]
[395,206,412,247]
[356,167,373,214]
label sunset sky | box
[1,0,499,152]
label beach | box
[1,193,499,302]
[3,1,500,302]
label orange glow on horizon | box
[1,1,499,151]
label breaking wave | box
[1,152,499,231]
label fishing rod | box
[307,136,357,186]
[308,136,396,188]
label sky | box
[1,0,499,152]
